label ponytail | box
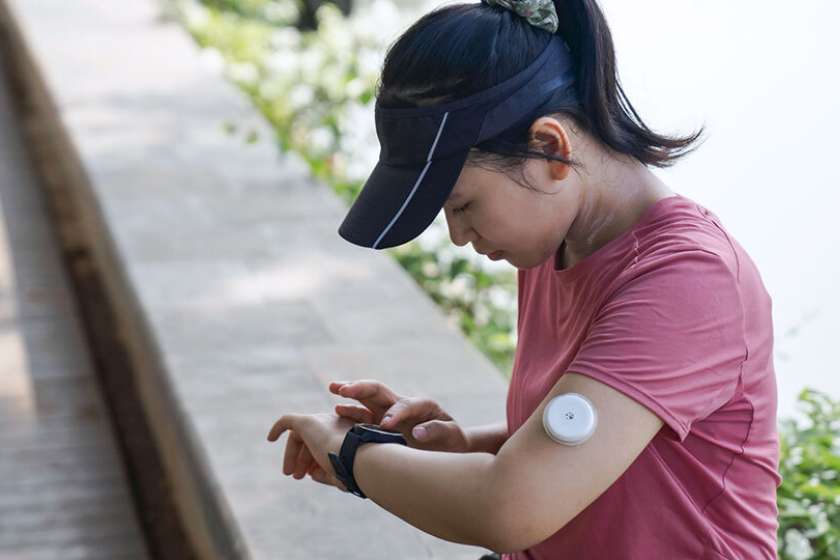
[552,0,705,167]
[375,0,704,190]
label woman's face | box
[443,154,579,270]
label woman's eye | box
[453,202,470,214]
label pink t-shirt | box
[502,193,781,560]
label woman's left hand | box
[266,412,356,492]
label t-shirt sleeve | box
[566,248,747,442]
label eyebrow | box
[447,191,463,203]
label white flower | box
[264,0,299,24]
[298,49,326,83]
[440,275,473,299]
[264,51,299,78]
[351,0,403,43]
[320,65,347,99]
[309,127,335,153]
[258,78,287,99]
[345,78,367,98]
[783,529,814,560]
[227,61,259,84]
[269,27,301,50]
[475,304,490,325]
[422,261,440,277]
[318,8,354,53]
[288,84,316,110]
[336,101,379,181]
[356,48,384,81]
[488,285,514,310]
[179,0,209,28]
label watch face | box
[358,422,402,436]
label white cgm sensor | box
[542,392,598,446]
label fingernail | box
[413,426,427,439]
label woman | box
[267,0,782,558]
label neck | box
[562,161,674,268]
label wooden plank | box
[0,52,150,559]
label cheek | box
[506,205,566,257]
[480,205,539,247]
[479,204,516,234]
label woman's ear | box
[529,116,573,181]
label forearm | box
[466,421,509,455]
[352,442,502,549]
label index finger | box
[330,380,399,408]
[267,414,299,441]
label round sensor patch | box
[542,392,598,446]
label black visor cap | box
[338,35,578,250]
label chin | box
[514,250,552,270]
[510,255,535,270]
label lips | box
[488,251,504,260]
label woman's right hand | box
[328,380,471,453]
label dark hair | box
[375,0,706,192]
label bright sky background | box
[595,0,839,421]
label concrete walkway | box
[3,0,510,558]
[0,57,150,559]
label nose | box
[445,210,474,247]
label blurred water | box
[389,0,839,421]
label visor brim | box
[337,147,470,250]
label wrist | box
[330,423,408,499]
[464,427,478,454]
[466,422,508,455]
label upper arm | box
[488,372,663,554]
[485,248,747,553]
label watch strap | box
[329,430,368,498]
[328,424,407,499]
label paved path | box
[4,0,510,557]
[0,61,150,559]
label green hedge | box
[778,388,840,559]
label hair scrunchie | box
[481,0,559,33]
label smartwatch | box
[328,423,408,499]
